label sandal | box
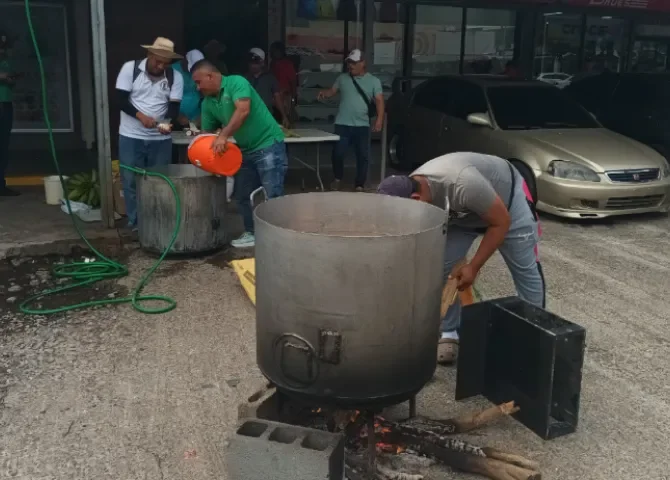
[437,338,459,365]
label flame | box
[376,442,406,454]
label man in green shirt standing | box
[0,32,18,196]
[319,49,385,192]
[191,59,287,248]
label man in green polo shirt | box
[191,59,287,248]
[0,33,18,196]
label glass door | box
[630,38,669,72]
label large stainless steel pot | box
[137,164,227,255]
[255,192,447,407]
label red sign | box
[571,0,670,11]
[511,0,670,12]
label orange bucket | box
[187,134,242,177]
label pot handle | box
[274,333,320,388]
[250,186,268,206]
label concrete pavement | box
[1,211,670,479]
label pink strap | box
[521,180,541,262]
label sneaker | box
[0,187,20,197]
[355,186,365,193]
[437,338,459,365]
[330,179,341,191]
[231,232,255,248]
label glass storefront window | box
[371,1,405,95]
[582,16,629,73]
[462,9,516,75]
[631,24,670,72]
[413,5,463,76]
[533,12,582,79]
[285,0,362,124]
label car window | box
[563,75,614,113]
[487,85,599,130]
[443,80,489,120]
[612,77,669,106]
[412,79,450,112]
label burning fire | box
[310,408,406,455]
[377,442,406,454]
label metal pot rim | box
[254,192,447,238]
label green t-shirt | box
[333,73,382,127]
[201,75,284,153]
[0,59,14,103]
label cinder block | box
[226,418,345,480]
[237,385,279,421]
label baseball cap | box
[346,49,364,63]
[249,48,266,61]
[377,175,415,198]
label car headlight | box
[548,160,601,182]
[662,162,670,179]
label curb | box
[0,234,137,260]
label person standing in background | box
[115,37,184,230]
[269,42,297,122]
[245,48,289,128]
[0,32,18,197]
[174,49,205,128]
[204,39,229,75]
[192,60,288,249]
[318,49,384,192]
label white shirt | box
[116,58,184,140]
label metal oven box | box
[456,297,586,440]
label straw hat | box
[141,37,182,59]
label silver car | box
[387,75,670,219]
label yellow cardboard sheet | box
[231,258,257,306]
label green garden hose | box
[19,0,179,315]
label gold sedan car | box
[387,75,670,219]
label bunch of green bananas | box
[67,169,101,208]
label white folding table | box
[172,128,340,191]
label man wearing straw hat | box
[115,37,184,230]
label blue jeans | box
[442,174,545,333]
[332,124,370,188]
[118,135,173,226]
[235,141,288,234]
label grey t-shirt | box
[410,152,515,230]
[245,71,279,110]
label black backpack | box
[132,59,174,89]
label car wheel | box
[510,160,538,205]
[388,131,409,171]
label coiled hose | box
[19,0,179,315]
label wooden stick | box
[377,465,424,480]
[481,448,541,472]
[442,401,520,433]
[377,420,541,480]
[440,259,466,318]
[384,401,519,437]
[346,455,425,480]
[390,434,541,480]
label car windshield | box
[487,86,599,130]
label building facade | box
[3,0,670,180]
[280,0,670,126]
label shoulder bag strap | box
[350,74,371,106]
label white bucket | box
[44,175,68,205]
